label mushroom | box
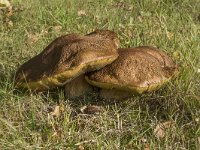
[64,30,120,98]
[64,75,93,98]
[15,30,120,92]
[85,46,179,100]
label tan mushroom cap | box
[86,46,179,94]
[15,30,119,90]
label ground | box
[0,0,200,149]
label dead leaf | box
[0,0,10,9]
[139,137,150,150]
[154,121,175,139]
[80,105,101,115]
[138,16,143,22]
[119,23,125,29]
[197,69,200,73]
[126,30,133,38]
[7,20,13,27]
[2,6,14,27]
[4,6,13,17]
[50,106,60,117]
[75,139,96,146]
[78,10,86,16]
[52,25,62,33]
[166,31,174,40]
[94,15,101,24]
[2,5,23,28]
[112,1,133,11]
[140,137,147,143]
[27,30,48,44]
[27,32,40,43]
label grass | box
[0,0,200,149]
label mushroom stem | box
[65,75,93,98]
[99,89,132,100]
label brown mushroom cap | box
[86,46,179,94]
[15,30,119,90]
